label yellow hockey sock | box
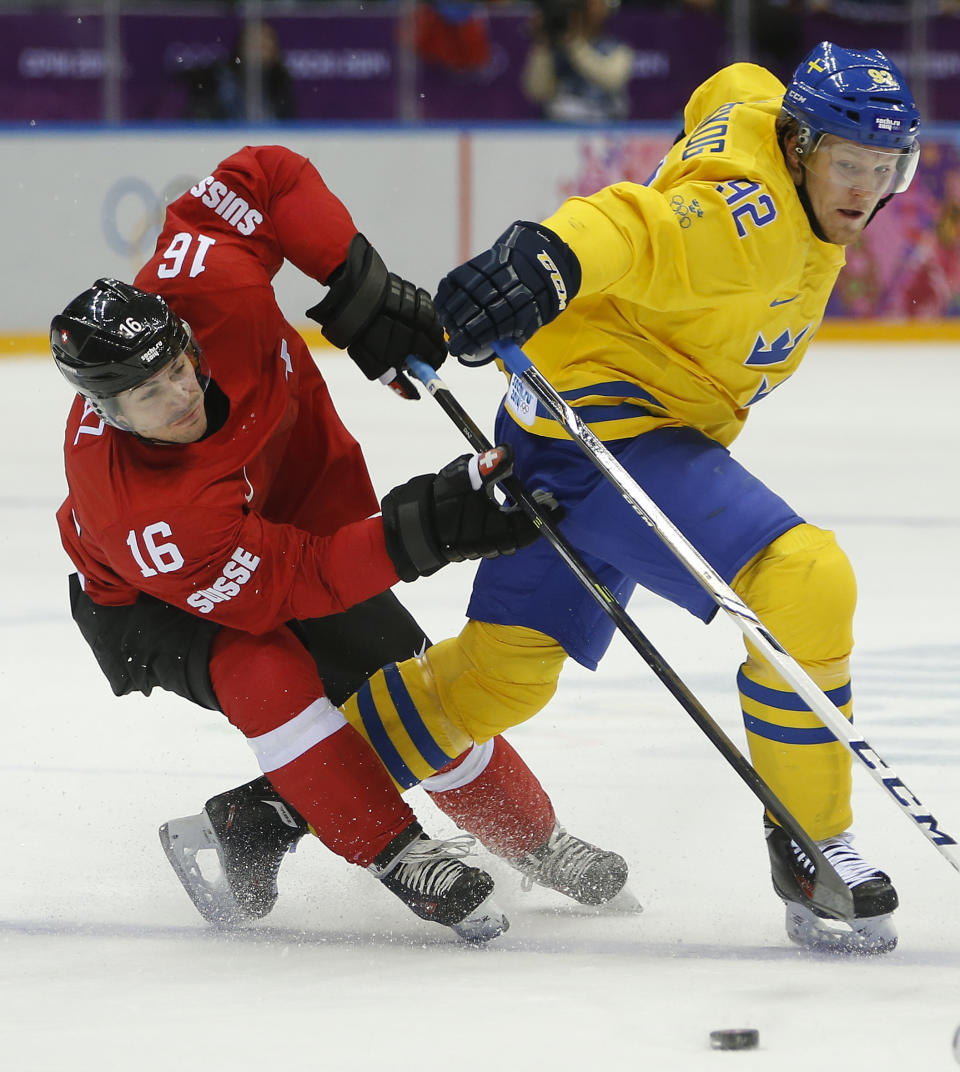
[733,523,856,839]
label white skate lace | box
[517,827,597,893]
[791,832,882,889]
[386,834,477,897]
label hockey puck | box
[709,1029,759,1051]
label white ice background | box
[2,343,959,1070]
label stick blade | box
[810,864,856,922]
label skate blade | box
[550,884,644,917]
[785,902,897,956]
[158,812,251,928]
[593,884,643,914]
[451,894,510,943]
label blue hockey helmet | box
[782,42,920,195]
[784,42,919,151]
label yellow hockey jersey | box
[507,63,846,446]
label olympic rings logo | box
[671,193,692,228]
[101,174,198,267]
[670,193,704,229]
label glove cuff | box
[497,220,582,318]
[305,233,388,353]
[381,474,446,582]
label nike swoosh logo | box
[770,296,798,307]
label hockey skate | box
[159,778,307,927]
[507,823,632,907]
[765,820,898,955]
[370,825,509,942]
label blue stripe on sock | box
[382,663,455,771]
[737,669,852,712]
[355,679,419,789]
[741,712,839,745]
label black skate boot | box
[159,777,308,927]
[765,819,898,954]
[370,824,508,942]
[506,823,633,907]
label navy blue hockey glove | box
[307,233,446,401]
[434,221,581,366]
[381,445,560,582]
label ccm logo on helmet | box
[189,177,264,236]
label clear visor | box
[802,136,920,197]
[97,342,210,431]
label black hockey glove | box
[435,221,582,366]
[380,445,560,582]
[306,233,446,400]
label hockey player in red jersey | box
[54,145,629,939]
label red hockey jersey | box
[57,145,400,635]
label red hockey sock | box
[426,736,556,857]
[210,626,416,866]
[267,734,415,866]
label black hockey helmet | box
[51,278,195,404]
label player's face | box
[116,350,208,443]
[800,135,903,246]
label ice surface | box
[2,344,959,1070]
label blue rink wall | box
[6,122,960,353]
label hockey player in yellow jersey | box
[339,43,921,953]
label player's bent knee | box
[210,625,327,736]
[341,621,566,790]
[431,621,567,742]
[733,523,856,669]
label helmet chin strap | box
[795,169,829,243]
[866,193,895,227]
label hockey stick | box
[492,340,960,873]
[405,355,854,921]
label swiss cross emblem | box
[478,447,504,475]
[60,330,70,343]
